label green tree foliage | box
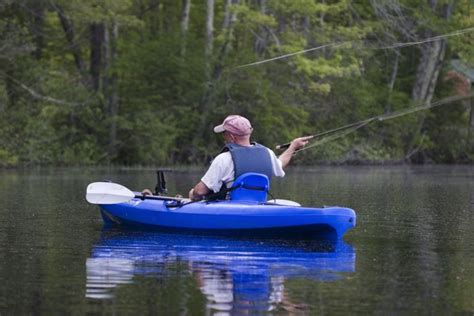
[0,0,472,166]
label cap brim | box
[213,125,226,133]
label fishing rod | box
[276,93,474,151]
[276,118,375,150]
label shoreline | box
[1,160,473,170]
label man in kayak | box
[188,115,311,201]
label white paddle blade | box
[266,199,301,206]
[86,182,135,205]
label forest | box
[0,0,473,167]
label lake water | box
[0,166,473,314]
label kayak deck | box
[98,198,356,240]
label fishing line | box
[288,93,474,154]
[377,93,474,121]
[234,41,350,69]
[374,27,474,50]
[234,27,474,69]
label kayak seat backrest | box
[229,172,270,202]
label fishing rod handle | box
[275,142,291,150]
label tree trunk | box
[222,0,233,29]
[407,1,453,161]
[56,5,86,75]
[190,0,214,160]
[255,0,269,55]
[199,0,215,133]
[469,95,474,150]
[411,1,453,103]
[5,67,18,108]
[30,1,45,60]
[205,0,215,80]
[90,23,104,92]
[411,37,447,103]
[385,48,400,113]
[213,0,239,80]
[180,0,191,56]
[103,22,120,159]
[203,0,239,106]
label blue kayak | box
[98,198,356,240]
[87,174,357,240]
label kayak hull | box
[98,198,356,240]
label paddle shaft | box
[135,194,187,202]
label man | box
[188,115,311,201]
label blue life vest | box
[205,143,274,201]
[224,143,273,180]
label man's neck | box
[225,133,252,146]
[233,138,251,146]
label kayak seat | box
[230,173,270,202]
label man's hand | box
[289,136,313,151]
[278,135,313,168]
[142,189,153,196]
[188,181,211,201]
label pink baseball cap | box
[213,115,253,136]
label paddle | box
[86,182,188,205]
[86,182,302,207]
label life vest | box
[224,142,273,180]
[208,142,273,200]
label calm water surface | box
[0,166,473,314]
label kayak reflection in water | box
[187,115,312,201]
[85,230,356,313]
